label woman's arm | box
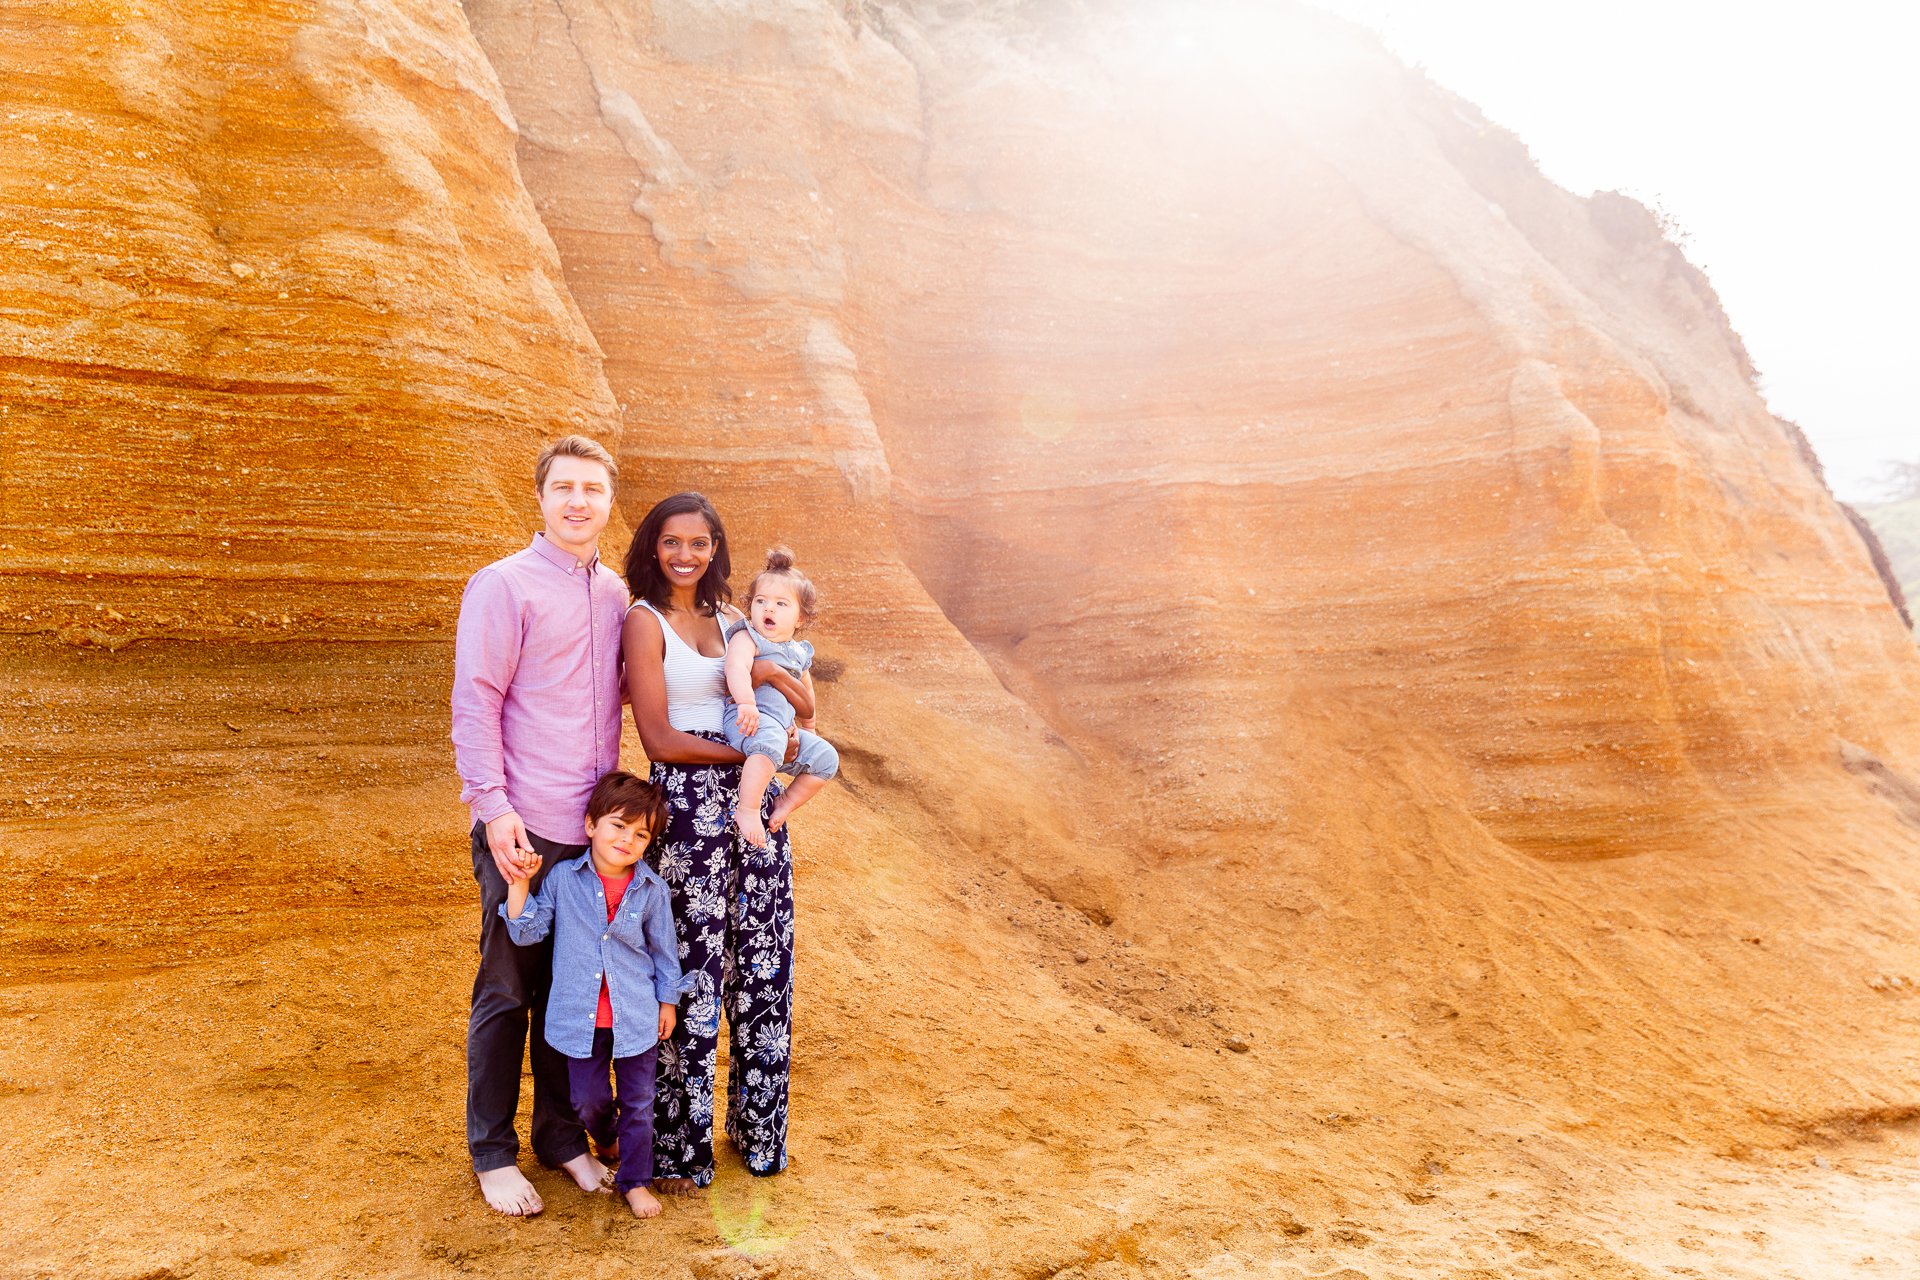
[752,661,814,720]
[622,608,747,765]
[795,670,818,732]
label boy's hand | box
[658,1003,677,1043]
[485,810,538,882]
[735,700,759,738]
[503,852,542,920]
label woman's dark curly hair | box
[623,491,733,614]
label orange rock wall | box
[6,5,1920,1255]
[461,1,1920,857]
[460,0,1037,723]
[0,0,619,643]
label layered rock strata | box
[3,11,1920,1258]
[463,1,1920,858]
[0,0,619,643]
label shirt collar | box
[563,854,656,885]
[530,532,598,573]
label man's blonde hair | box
[534,434,618,491]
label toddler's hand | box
[658,1003,677,1043]
[735,701,759,737]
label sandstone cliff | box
[0,0,620,643]
[5,2,1920,1277]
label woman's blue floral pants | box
[647,746,793,1183]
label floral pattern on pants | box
[648,740,793,1183]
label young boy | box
[502,771,690,1219]
[722,546,840,847]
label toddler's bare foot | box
[626,1184,664,1219]
[559,1151,613,1193]
[767,797,794,833]
[734,806,768,848]
[476,1165,544,1216]
[651,1176,698,1196]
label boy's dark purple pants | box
[568,1028,658,1193]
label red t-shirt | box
[594,869,633,1029]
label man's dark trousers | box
[467,822,591,1172]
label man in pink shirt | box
[451,435,630,1215]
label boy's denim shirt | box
[501,856,694,1060]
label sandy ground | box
[5,635,1918,1279]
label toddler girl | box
[723,546,839,847]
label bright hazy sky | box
[1309,0,1917,502]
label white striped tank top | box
[631,599,729,733]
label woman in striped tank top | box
[619,492,810,1190]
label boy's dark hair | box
[585,771,667,842]
[748,545,820,625]
[623,491,733,615]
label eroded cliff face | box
[0,0,619,643]
[853,7,1920,859]
[461,0,1920,851]
[7,3,1920,1276]
[453,0,1920,1137]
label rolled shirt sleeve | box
[499,879,556,946]
[451,567,521,827]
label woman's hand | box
[752,660,815,720]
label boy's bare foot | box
[626,1184,664,1219]
[559,1151,613,1193]
[476,1165,544,1216]
[651,1176,698,1196]
[734,807,768,848]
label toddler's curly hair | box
[749,545,819,625]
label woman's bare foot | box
[625,1184,664,1219]
[476,1165,544,1216]
[734,806,768,848]
[559,1151,613,1193]
[651,1176,698,1196]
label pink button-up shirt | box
[451,533,629,844]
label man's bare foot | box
[476,1165,544,1216]
[559,1151,613,1193]
[651,1176,698,1196]
[626,1184,664,1219]
[734,807,768,848]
